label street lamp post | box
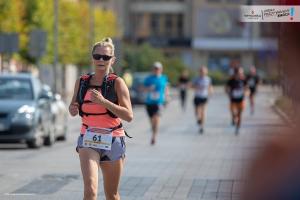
[53,0,58,93]
[247,0,253,51]
[89,0,95,72]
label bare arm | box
[209,84,214,96]
[90,78,133,122]
[68,79,80,116]
[225,84,230,96]
[244,84,250,97]
[165,84,170,103]
[190,80,196,89]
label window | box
[165,14,173,29]
[150,14,160,36]
[177,14,184,37]
[0,79,33,100]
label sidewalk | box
[65,86,285,200]
[0,86,284,200]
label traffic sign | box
[29,29,47,58]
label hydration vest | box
[76,72,118,118]
[76,73,132,138]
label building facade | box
[192,0,278,72]
[100,0,278,72]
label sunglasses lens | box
[102,55,112,61]
[92,54,100,60]
[92,54,112,61]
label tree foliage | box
[123,43,164,72]
[0,1,23,32]
[0,0,118,67]
[123,43,186,85]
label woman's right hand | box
[69,102,79,116]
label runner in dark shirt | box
[177,70,190,111]
[225,67,249,135]
[246,66,260,115]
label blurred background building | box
[0,0,281,98]
[99,0,278,73]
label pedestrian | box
[144,61,169,145]
[225,67,248,135]
[191,66,213,134]
[246,66,261,115]
[177,69,190,111]
[68,37,133,200]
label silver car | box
[0,73,53,148]
[42,85,68,142]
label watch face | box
[208,11,232,34]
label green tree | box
[124,43,165,72]
[18,0,53,64]
[123,43,186,85]
[0,0,23,63]
[0,1,22,32]
[0,0,119,67]
[163,57,185,85]
[94,9,119,41]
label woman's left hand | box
[90,89,106,104]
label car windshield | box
[0,78,33,100]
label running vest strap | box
[76,73,118,118]
[82,123,132,138]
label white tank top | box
[193,76,211,98]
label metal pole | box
[247,0,253,51]
[89,0,95,72]
[0,54,3,72]
[53,0,58,93]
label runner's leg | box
[100,159,124,200]
[230,102,236,125]
[197,105,203,124]
[151,114,159,144]
[79,148,100,200]
[250,94,255,114]
[235,102,244,134]
[199,104,206,133]
[181,90,187,110]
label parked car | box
[0,73,54,148]
[42,85,68,141]
[130,72,150,105]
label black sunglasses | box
[92,54,113,61]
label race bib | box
[83,127,113,150]
[232,89,244,98]
[150,91,160,101]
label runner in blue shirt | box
[144,61,169,145]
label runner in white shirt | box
[191,66,213,134]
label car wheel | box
[44,128,55,146]
[27,136,43,148]
[27,122,44,148]
[57,125,67,141]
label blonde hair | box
[92,37,115,55]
